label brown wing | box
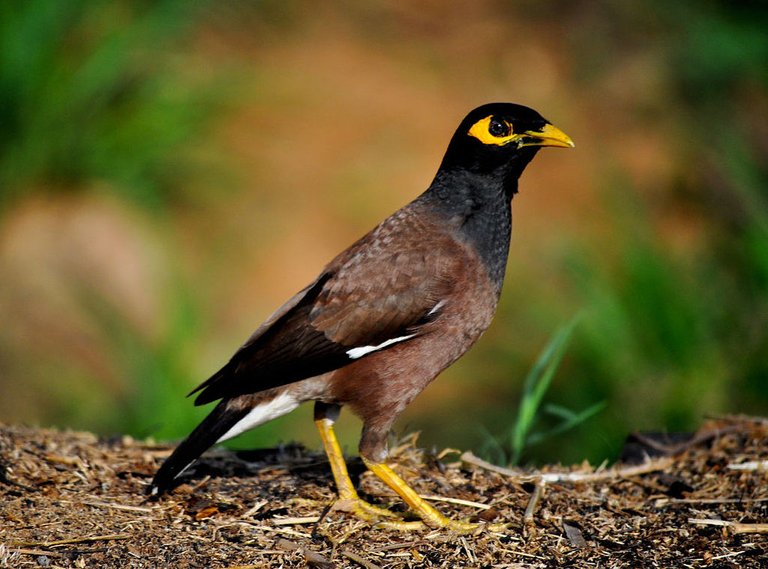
[311,245,457,345]
[190,207,461,405]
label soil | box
[1,417,767,568]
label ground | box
[1,418,767,568]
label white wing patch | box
[428,299,446,316]
[216,392,300,443]
[346,333,417,360]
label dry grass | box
[1,417,767,567]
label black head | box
[438,102,574,180]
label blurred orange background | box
[2,1,766,465]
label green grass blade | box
[526,401,608,447]
[509,314,581,464]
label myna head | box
[438,102,574,187]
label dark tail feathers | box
[148,401,248,496]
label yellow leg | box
[362,457,483,532]
[315,418,500,531]
[314,418,400,521]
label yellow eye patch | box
[467,116,517,146]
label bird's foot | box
[332,495,402,521]
[360,458,507,533]
[314,416,505,532]
[333,490,507,533]
[375,511,507,533]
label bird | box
[149,102,573,531]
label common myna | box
[149,103,573,531]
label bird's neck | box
[422,170,513,292]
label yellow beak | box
[520,123,575,149]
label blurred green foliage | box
[77,272,205,439]
[482,316,606,466]
[511,0,768,464]
[0,0,217,211]
[2,1,767,467]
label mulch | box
[1,416,767,568]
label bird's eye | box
[488,117,511,137]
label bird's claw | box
[332,496,403,520]
[333,496,508,533]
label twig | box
[523,480,546,524]
[710,551,746,561]
[727,460,768,471]
[421,495,491,510]
[341,548,383,569]
[81,500,155,513]
[497,548,547,560]
[11,534,131,548]
[275,536,331,565]
[461,451,672,483]
[241,500,268,518]
[436,447,461,460]
[689,519,768,534]
[9,548,67,558]
[272,516,321,526]
[656,497,768,507]
[459,451,525,478]
[190,474,211,492]
[248,524,312,539]
[368,541,426,553]
[460,536,476,563]
[541,457,675,482]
